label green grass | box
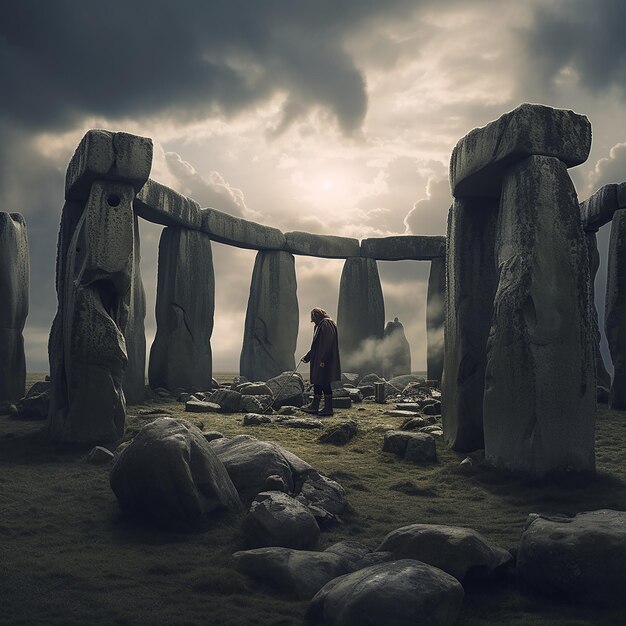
[1,373,625,625]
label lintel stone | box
[134,179,202,230]
[284,231,359,258]
[580,183,626,232]
[201,208,285,250]
[450,103,591,199]
[66,130,152,201]
[360,236,445,260]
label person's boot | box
[301,394,321,414]
[318,394,334,416]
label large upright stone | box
[450,103,591,199]
[426,256,445,383]
[149,228,215,392]
[337,258,384,375]
[0,213,29,404]
[606,208,626,409]
[483,156,596,474]
[442,198,498,452]
[240,251,298,381]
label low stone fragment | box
[87,446,114,464]
[297,474,348,516]
[404,434,437,463]
[185,400,221,413]
[208,388,242,413]
[240,395,265,413]
[281,417,324,429]
[243,413,272,426]
[318,421,357,446]
[266,372,305,408]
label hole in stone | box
[107,194,121,207]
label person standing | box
[301,307,341,416]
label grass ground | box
[1,373,625,625]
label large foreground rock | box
[305,560,464,626]
[377,523,512,582]
[110,418,241,527]
[518,510,626,606]
[266,371,305,408]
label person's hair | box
[310,307,330,324]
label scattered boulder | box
[346,389,363,403]
[305,560,464,626]
[236,382,272,396]
[517,510,626,606]
[277,405,297,415]
[244,491,320,549]
[400,416,427,430]
[185,400,221,413]
[243,413,272,426]
[341,373,360,385]
[110,418,241,528]
[357,384,375,397]
[318,421,357,446]
[233,547,349,599]
[240,395,266,413]
[86,446,114,464]
[404,434,437,463]
[324,541,373,572]
[360,373,383,384]
[423,401,441,415]
[377,523,512,582]
[266,372,305,408]
[280,417,324,429]
[264,474,288,492]
[11,381,51,420]
[203,431,224,442]
[296,474,348,516]
[209,388,242,413]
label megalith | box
[483,155,596,474]
[48,130,152,445]
[382,317,411,378]
[426,256,445,383]
[337,257,384,375]
[149,227,215,392]
[240,250,298,381]
[442,198,498,452]
[606,208,626,409]
[0,212,29,405]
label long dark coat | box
[303,318,341,385]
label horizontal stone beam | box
[580,183,626,232]
[450,103,591,199]
[66,130,152,201]
[134,179,202,229]
[284,231,360,258]
[201,208,286,250]
[360,236,445,260]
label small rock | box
[318,421,357,446]
[86,446,114,464]
[277,405,297,415]
[209,388,242,413]
[265,474,288,492]
[423,401,441,415]
[400,417,426,430]
[404,434,437,463]
[185,400,222,413]
[281,417,324,429]
[332,396,352,409]
[178,392,191,403]
[243,413,272,426]
[385,409,420,418]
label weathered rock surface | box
[0,213,29,404]
[383,431,436,463]
[606,208,626,409]
[208,388,242,413]
[11,381,50,419]
[442,197,498,452]
[87,445,114,464]
[427,257,445,383]
[243,412,272,426]
[518,510,626,606]
[235,382,272,396]
[240,395,266,413]
[378,523,512,582]
[360,235,446,260]
[233,547,350,599]
[483,156,596,474]
[266,371,305,408]
[110,418,241,527]
[185,400,221,413]
[240,251,298,381]
[382,318,411,379]
[580,182,626,232]
[281,417,324,429]
[305,560,464,626]
[201,208,285,250]
[318,421,357,446]
[148,227,214,392]
[134,178,202,229]
[296,474,348,516]
[244,491,320,549]
[323,541,373,572]
[450,103,592,198]
[284,232,359,258]
[337,258,384,375]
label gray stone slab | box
[134,178,202,230]
[606,208,626,409]
[442,198,498,452]
[360,235,445,260]
[0,213,29,402]
[240,251,298,381]
[426,257,445,383]
[149,227,215,392]
[65,130,152,201]
[283,231,359,258]
[580,184,621,232]
[201,208,285,250]
[337,257,385,375]
[483,156,596,474]
[450,103,592,199]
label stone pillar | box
[442,199,498,452]
[47,130,152,445]
[122,213,146,405]
[0,212,29,406]
[337,257,384,376]
[483,156,596,474]
[426,256,445,383]
[149,227,215,392]
[606,208,626,409]
[240,250,298,381]
[382,318,411,379]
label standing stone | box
[442,198,498,452]
[483,156,596,474]
[122,213,146,405]
[240,250,298,381]
[149,227,215,392]
[426,256,445,383]
[337,258,384,375]
[0,213,29,404]
[606,208,626,409]
[382,317,411,378]
[585,232,611,392]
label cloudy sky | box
[1,0,625,374]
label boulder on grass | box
[12,381,51,419]
[318,421,357,446]
[266,372,305,408]
[208,388,242,412]
[383,431,437,463]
